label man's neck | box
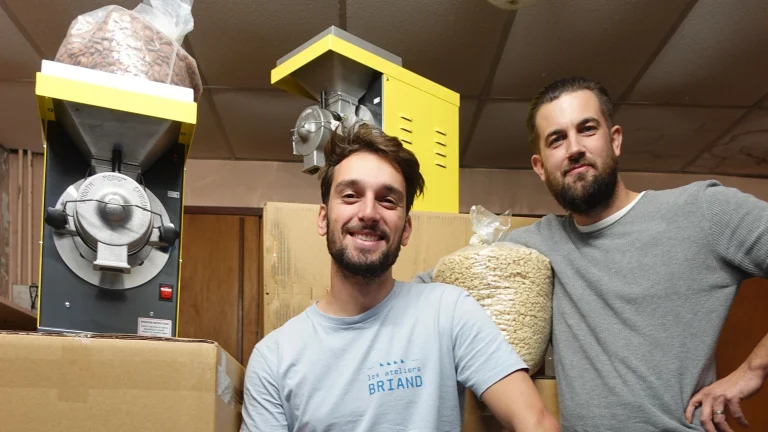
[572,178,639,226]
[316,265,396,317]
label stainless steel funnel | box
[53,98,181,173]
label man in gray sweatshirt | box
[415,76,768,432]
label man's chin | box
[338,261,389,280]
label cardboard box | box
[261,202,540,335]
[0,331,244,432]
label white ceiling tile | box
[0,82,43,151]
[188,93,233,159]
[347,0,507,96]
[491,0,691,99]
[684,110,768,177]
[211,90,309,161]
[4,0,136,58]
[462,102,531,169]
[0,7,41,79]
[188,0,337,88]
[614,105,744,172]
[628,0,768,106]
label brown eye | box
[381,198,398,208]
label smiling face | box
[318,151,412,281]
[531,89,622,215]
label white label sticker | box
[373,97,381,104]
[167,191,180,198]
[138,318,173,337]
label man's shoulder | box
[641,180,736,210]
[647,179,723,199]
[397,280,468,303]
[248,307,313,363]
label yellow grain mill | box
[34,60,196,336]
[271,26,460,214]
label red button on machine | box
[159,284,173,301]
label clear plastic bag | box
[468,204,514,245]
[432,205,553,375]
[54,0,203,101]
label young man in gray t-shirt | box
[239,125,560,432]
[416,76,768,432]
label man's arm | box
[451,290,559,431]
[703,181,768,278]
[481,370,560,432]
[240,348,289,432]
[685,182,768,432]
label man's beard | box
[545,155,619,216]
[326,215,403,281]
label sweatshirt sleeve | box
[702,181,768,278]
[240,346,289,432]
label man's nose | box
[566,136,587,160]
[358,196,380,222]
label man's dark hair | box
[318,123,426,215]
[526,76,615,154]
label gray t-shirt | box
[496,180,767,431]
[240,281,528,432]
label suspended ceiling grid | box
[0,0,766,177]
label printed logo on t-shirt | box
[366,358,423,395]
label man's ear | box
[318,204,328,237]
[531,153,546,182]
[401,214,413,247]
[610,124,623,157]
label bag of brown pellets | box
[432,205,554,375]
[54,0,203,101]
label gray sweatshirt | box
[415,180,768,431]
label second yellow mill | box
[271,26,460,214]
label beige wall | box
[183,159,768,215]
[6,152,768,295]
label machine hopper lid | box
[271,26,403,103]
[36,60,197,172]
[276,26,402,68]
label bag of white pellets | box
[432,205,554,375]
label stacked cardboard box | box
[0,331,244,432]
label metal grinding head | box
[72,172,154,273]
[291,106,336,174]
[48,175,175,290]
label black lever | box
[44,207,68,230]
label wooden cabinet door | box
[177,214,241,360]
[177,213,262,367]
[716,277,768,431]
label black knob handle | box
[44,207,68,230]
[159,224,179,246]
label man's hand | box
[685,362,766,432]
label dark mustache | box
[563,158,594,175]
